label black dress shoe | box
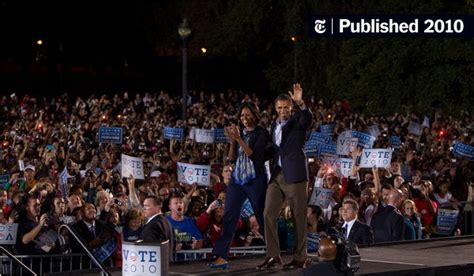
[283,259,306,269]
[256,256,282,269]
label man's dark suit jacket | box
[300,261,349,276]
[347,220,374,246]
[71,219,109,253]
[370,205,404,243]
[270,108,312,184]
[139,214,173,243]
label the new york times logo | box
[314,19,326,34]
[309,15,473,38]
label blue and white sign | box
[123,242,161,276]
[214,128,229,144]
[322,156,353,178]
[309,132,333,145]
[408,122,423,136]
[337,130,358,156]
[320,124,335,137]
[390,136,402,149]
[121,154,144,180]
[304,141,319,157]
[453,142,474,161]
[164,127,184,140]
[367,125,380,138]
[352,130,376,149]
[309,187,334,209]
[0,223,18,245]
[0,175,9,189]
[319,143,337,157]
[422,116,430,128]
[177,162,211,186]
[98,127,123,144]
[59,166,70,199]
[436,208,459,235]
[359,148,393,168]
[195,129,215,144]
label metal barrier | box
[172,246,266,262]
[0,253,93,276]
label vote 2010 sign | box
[123,242,161,276]
[121,154,145,180]
[322,156,353,178]
[177,162,211,186]
[359,149,393,168]
[0,223,18,245]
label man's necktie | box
[342,224,348,239]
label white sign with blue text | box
[359,148,393,168]
[177,162,211,186]
[121,154,144,180]
[0,223,18,245]
[122,242,161,276]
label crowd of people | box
[0,87,472,271]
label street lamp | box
[291,36,297,83]
[178,18,192,120]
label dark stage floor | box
[169,236,474,276]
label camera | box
[328,227,361,273]
[113,198,123,206]
[215,199,223,207]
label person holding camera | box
[209,102,270,269]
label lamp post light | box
[291,36,297,83]
[178,18,192,120]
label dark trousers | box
[212,174,267,259]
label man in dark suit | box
[370,189,404,243]
[71,203,110,253]
[300,238,347,276]
[258,83,313,270]
[340,199,373,246]
[139,195,174,257]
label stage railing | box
[172,245,266,262]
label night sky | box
[0,1,141,63]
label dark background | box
[0,0,472,114]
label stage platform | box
[169,235,474,276]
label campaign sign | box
[59,166,70,199]
[0,223,18,245]
[177,162,211,186]
[0,175,9,189]
[323,156,353,178]
[453,142,474,161]
[359,148,393,168]
[121,154,144,180]
[195,129,215,144]
[309,187,334,209]
[320,124,335,137]
[163,127,184,140]
[337,130,358,156]
[422,116,430,128]
[98,127,123,144]
[436,208,459,235]
[367,125,380,138]
[351,130,375,149]
[214,128,229,143]
[309,132,333,145]
[390,136,402,149]
[319,143,337,157]
[408,122,423,136]
[123,242,161,276]
[304,141,319,157]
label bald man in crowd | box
[370,188,405,242]
[300,238,347,276]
